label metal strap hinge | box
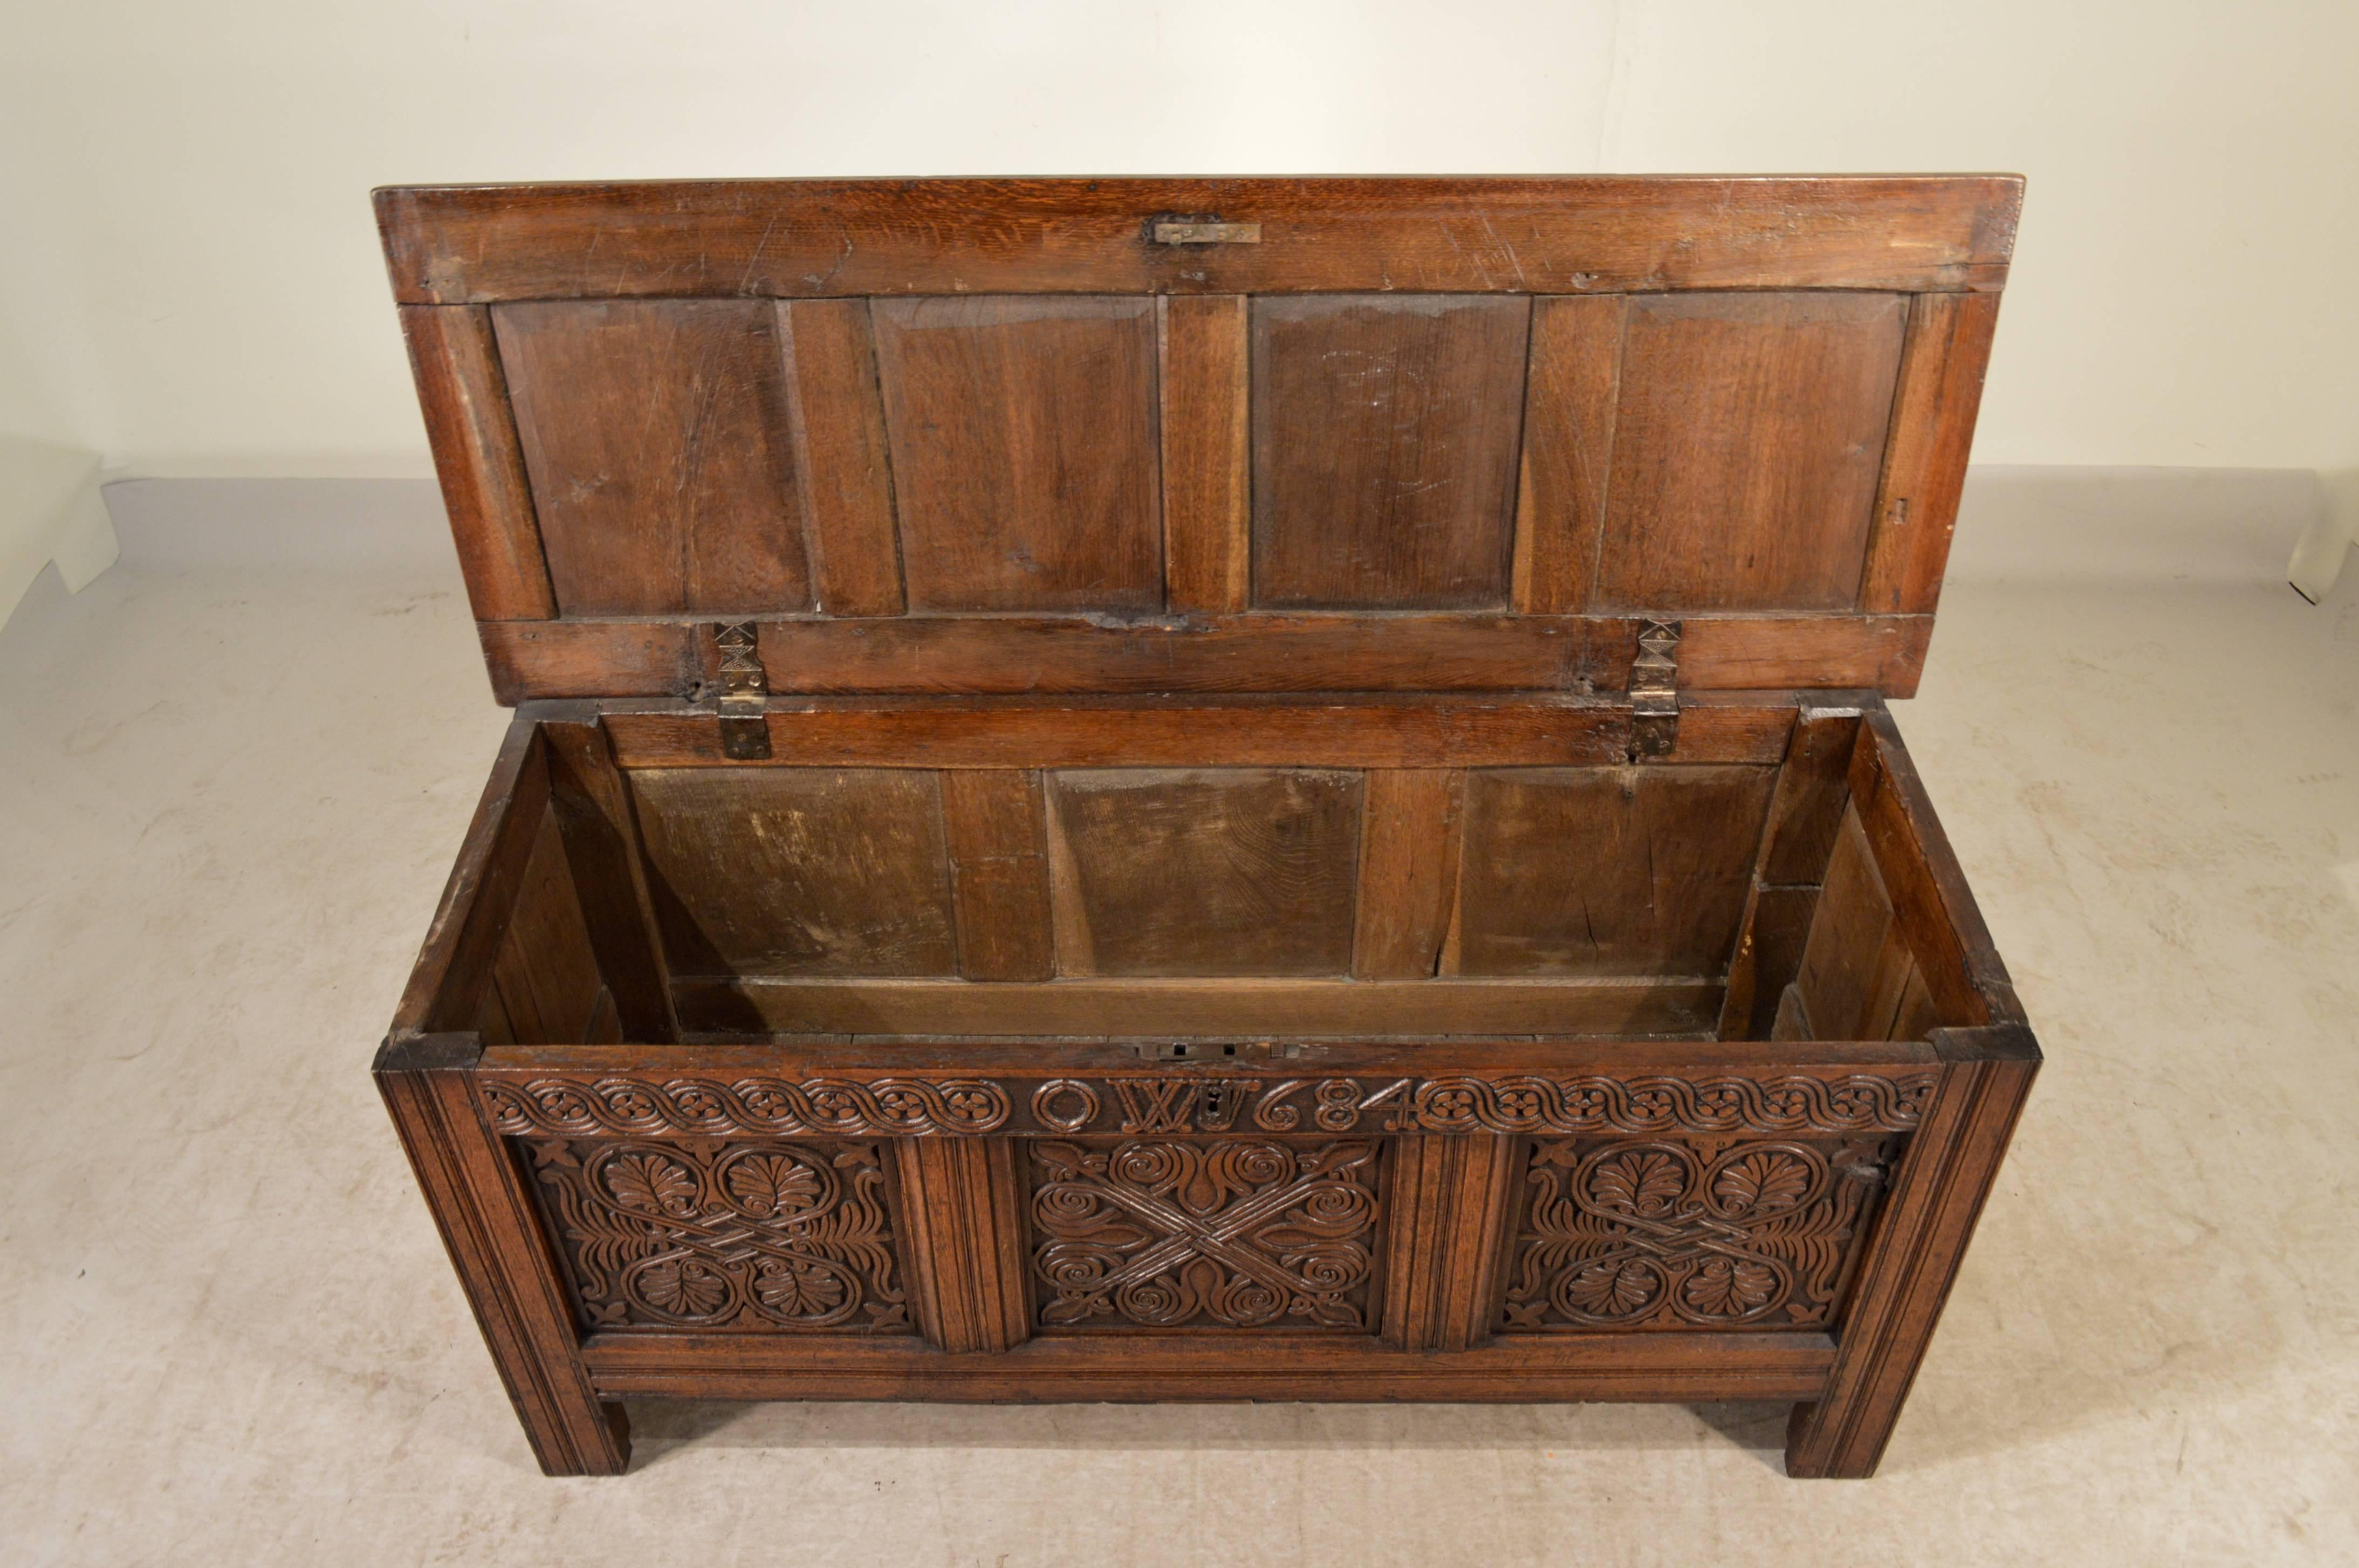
[1628,618,1682,761]
[712,622,772,760]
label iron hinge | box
[1628,618,1682,761]
[712,622,772,760]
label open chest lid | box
[376,175,2020,706]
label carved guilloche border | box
[478,1070,1938,1140]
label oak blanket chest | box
[371,176,2038,1478]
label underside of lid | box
[377,176,2021,702]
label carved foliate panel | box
[1029,1138,1384,1332]
[1498,1136,1897,1332]
[524,1138,912,1333]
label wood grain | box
[669,975,1724,1040]
[476,613,1931,702]
[890,1138,1030,1353]
[1860,291,2005,615]
[376,177,2022,304]
[494,300,812,615]
[397,305,556,621]
[1251,295,1530,609]
[1452,766,1778,978]
[1353,769,1467,979]
[541,716,677,1040]
[1759,705,1867,885]
[777,299,906,616]
[1785,1023,2039,1476]
[871,295,1162,612]
[1596,292,1908,612]
[940,771,1054,982]
[1793,808,1921,1040]
[1158,295,1251,612]
[1381,1135,1520,1350]
[1047,768,1363,978]
[488,810,606,1045]
[1513,295,1626,611]
[627,767,957,978]
[374,1036,630,1475]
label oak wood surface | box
[777,298,907,616]
[376,177,2022,304]
[475,612,1935,700]
[1512,294,1626,613]
[1859,291,2005,615]
[1157,294,1252,612]
[940,770,1055,982]
[870,295,1162,612]
[1595,292,1907,612]
[495,300,812,615]
[1250,294,1530,609]
[667,974,1727,1040]
[397,305,556,621]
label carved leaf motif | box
[606,1152,697,1216]
[640,1258,729,1317]
[1682,1258,1778,1317]
[1567,1260,1657,1316]
[726,1154,823,1218]
[1588,1151,1686,1218]
[1711,1152,1809,1215]
[755,1258,848,1317]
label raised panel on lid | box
[493,300,812,615]
[1595,292,1907,612]
[870,295,1163,612]
[1451,766,1777,977]
[1251,295,1531,609]
[627,768,956,978]
[1046,769,1363,976]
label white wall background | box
[2,0,2355,479]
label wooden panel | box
[1860,292,2004,615]
[1158,295,1251,612]
[378,177,2024,304]
[1596,292,1909,612]
[375,1037,632,1475]
[627,768,956,978]
[777,299,906,616]
[941,771,1054,982]
[1722,885,1820,1041]
[604,695,1779,772]
[871,296,1162,611]
[1760,705,1865,885]
[672,976,1724,1040]
[1381,1135,1520,1351]
[890,1138,1030,1354]
[1785,1024,2039,1476]
[581,1324,1841,1404]
[477,612,1933,701]
[1353,769,1466,979]
[401,721,550,1033]
[1849,709,2022,1024]
[1452,766,1778,978]
[489,809,607,1044]
[1046,769,1363,978]
[541,717,677,1041]
[1251,295,1531,609]
[1792,809,1918,1040]
[495,300,812,615]
[396,305,556,620]
[1513,295,1626,612]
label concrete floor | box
[3,474,2355,1565]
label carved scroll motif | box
[1499,1137,1895,1332]
[480,1072,1935,1139]
[1028,1139,1383,1331]
[526,1139,912,1333]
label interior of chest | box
[449,700,1958,1050]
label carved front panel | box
[1498,1136,1897,1332]
[524,1139,913,1334]
[1028,1138,1384,1332]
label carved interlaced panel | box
[1029,1138,1384,1332]
[525,1139,911,1333]
[1499,1136,1897,1332]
